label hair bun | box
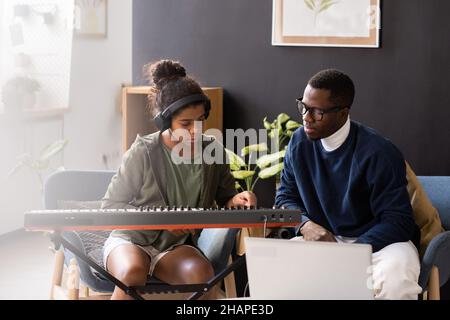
[147,59,186,89]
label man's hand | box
[300,221,337,242]
[227,191,257,208]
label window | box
[0,0,74,117]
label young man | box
[275,69,422,299]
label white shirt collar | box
[320,117,351,152]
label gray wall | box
[133,0,450,205]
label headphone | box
[153,94,211,132]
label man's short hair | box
[308,69,355,108]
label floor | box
[1,229,449,300]
[0,229,54,300]
[0,230,230,300]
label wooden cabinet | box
[121,86,223,152]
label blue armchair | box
[44,170,238,300]
[417,176,450,300]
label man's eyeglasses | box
[296,97,347,121]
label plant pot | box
[1,76,41,114]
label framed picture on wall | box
[272,0,381,48]
[74,0,107,37]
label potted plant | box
[226,113,302,249]
[226,113,302,192]
[1,75,41,115]
[8,139,68,192]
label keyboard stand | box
[51,232,245,300]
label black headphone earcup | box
[162,117,171,132]
[154,113,164,131]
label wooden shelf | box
[121,86,223,152]
[0,107,69,120]
[123,86,223,95]
[23,107,69,118]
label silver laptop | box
[244,237,374,300]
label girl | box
[102,59,256,300]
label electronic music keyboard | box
[24,206,302,231]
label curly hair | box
[143,59,204,117]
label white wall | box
[0,117,62,235]
[65,0,133,171]
[0,0,73,235]
[0,0,4,93]
[0,0,133,235]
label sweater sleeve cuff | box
[295,215,310,236]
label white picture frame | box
[74,0,107,38]
[272,0,381,48]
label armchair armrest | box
[418,231,450,290]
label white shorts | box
[103,236,200,276]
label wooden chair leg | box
[67,259,80,300]
[224,255,237,298]
[50,249,65,300]
[83,286,90,298]
[428,266,440,300]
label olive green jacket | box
[101,132,237,251]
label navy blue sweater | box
[275,121,420,252]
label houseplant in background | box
[8,139,68,192]
[1,75,41,116]
[227,113,302,193]
[263,113,302,187]
[226,113,302,252]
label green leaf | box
[256,150,286,169]
[270,120,277,129]
[15,153,33,166]
[263,117,272,130]
[320,0,333,6]
[286,120,302,130]
[232,170,255,180]
[7,154,32,177]
[286,130,294,138]
[7,162,26,177]
[268,127,282,139]
[304,0,315,10]
[276,126,282,136]
[277,113,290,126]
[225,148,246,170]
[31,159,50,170]
[258,163,284,179]
[241,143,268,157]
[39,139,68,162]
[235,181,242,190]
